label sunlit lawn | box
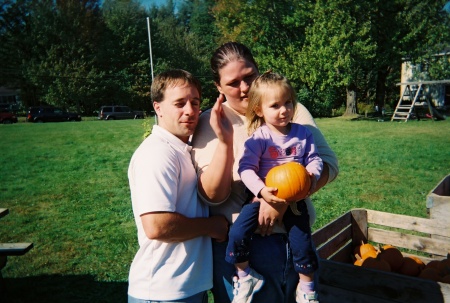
[0,116,449,302]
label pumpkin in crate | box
[265,162,311,202]
[418,268,442,282]
[438,258,450,277]
[354,249,378,266]
[354,241,377,259]
[361,256,391,272]
[398,256,424,276]
[379,244,404,272]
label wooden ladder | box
[391,83,424,122]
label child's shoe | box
[296,288,319,303]
[231,268,264,303]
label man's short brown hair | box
[151,69,202,103]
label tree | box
[101,0,150,114]
[0,0,41,107]
[212,0,311,79]
[145,0,219,108]
[212,0,333,113]
[177,0,220,106]
[368,0,450,113]
[0,0,106,113]
[30,0,104,113]
[299,0,376,116]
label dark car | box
[98,105,145,120]
[27,106,81,123]
[0,109,18,124]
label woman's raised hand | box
[209,94,233,145]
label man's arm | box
[141,212,229,242]
[294,103,339,190]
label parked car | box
[27,106,81,123]
[0,109,18,124]
[98,105,145,120]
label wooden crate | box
[312,175,450,303]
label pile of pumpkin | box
[353,241,450,283]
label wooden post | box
[427,174,450,242]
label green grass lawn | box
[0,117,449,302]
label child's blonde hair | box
[246,71,297,134]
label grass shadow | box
[1,274,127,303]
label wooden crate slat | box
[327,240,353,263]
[367,227,450,257]
[367,209,449,237]
[312,211,352,246]
[318,283,398,303]
[315,197,450,302]
[351,209,369,245]
[318,258,449,303]
[401,252,438,264]
[0,208,9,219]
[316,224,352,260]
[0,243,34,256]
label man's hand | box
[209,94,233,145]
[306,172,318,198]
[257,198,288,236]
[208,215,229,242]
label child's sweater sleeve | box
[238,136,266,198]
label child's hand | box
[260,187,286,204]
[306,172,317,198]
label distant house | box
[400,50,450,108]
[0,86,21,110]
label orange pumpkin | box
[265,162,311,202]
[361,256,391,272]
[354,247,378,266]
[354,241,377,259]
[354,258,364,266]
[379,245,404,272]
[363,249,379,259]
[418,268,442,282]
[398,256,423,276]
[438,258,450,277]
[409,255,426,271]
[425,260,441,271]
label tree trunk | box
[344,83,357,115]
[375,68,388,115]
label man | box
[127,69,229,303]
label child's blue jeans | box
[226,200,318,275]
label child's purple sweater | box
[238,123,323,198]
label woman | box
[191,42,338,303]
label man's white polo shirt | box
[128,125,212,300]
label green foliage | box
[146,0,218,108]
[101,0,151,114]
[298,0,376,115]
[300,0,374,89]
[25,0,106,112]
[427,51,450,81]
[0,0,449,116]
[212,0,312,90]
[297,86,343,117]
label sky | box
[139,0,179,9]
